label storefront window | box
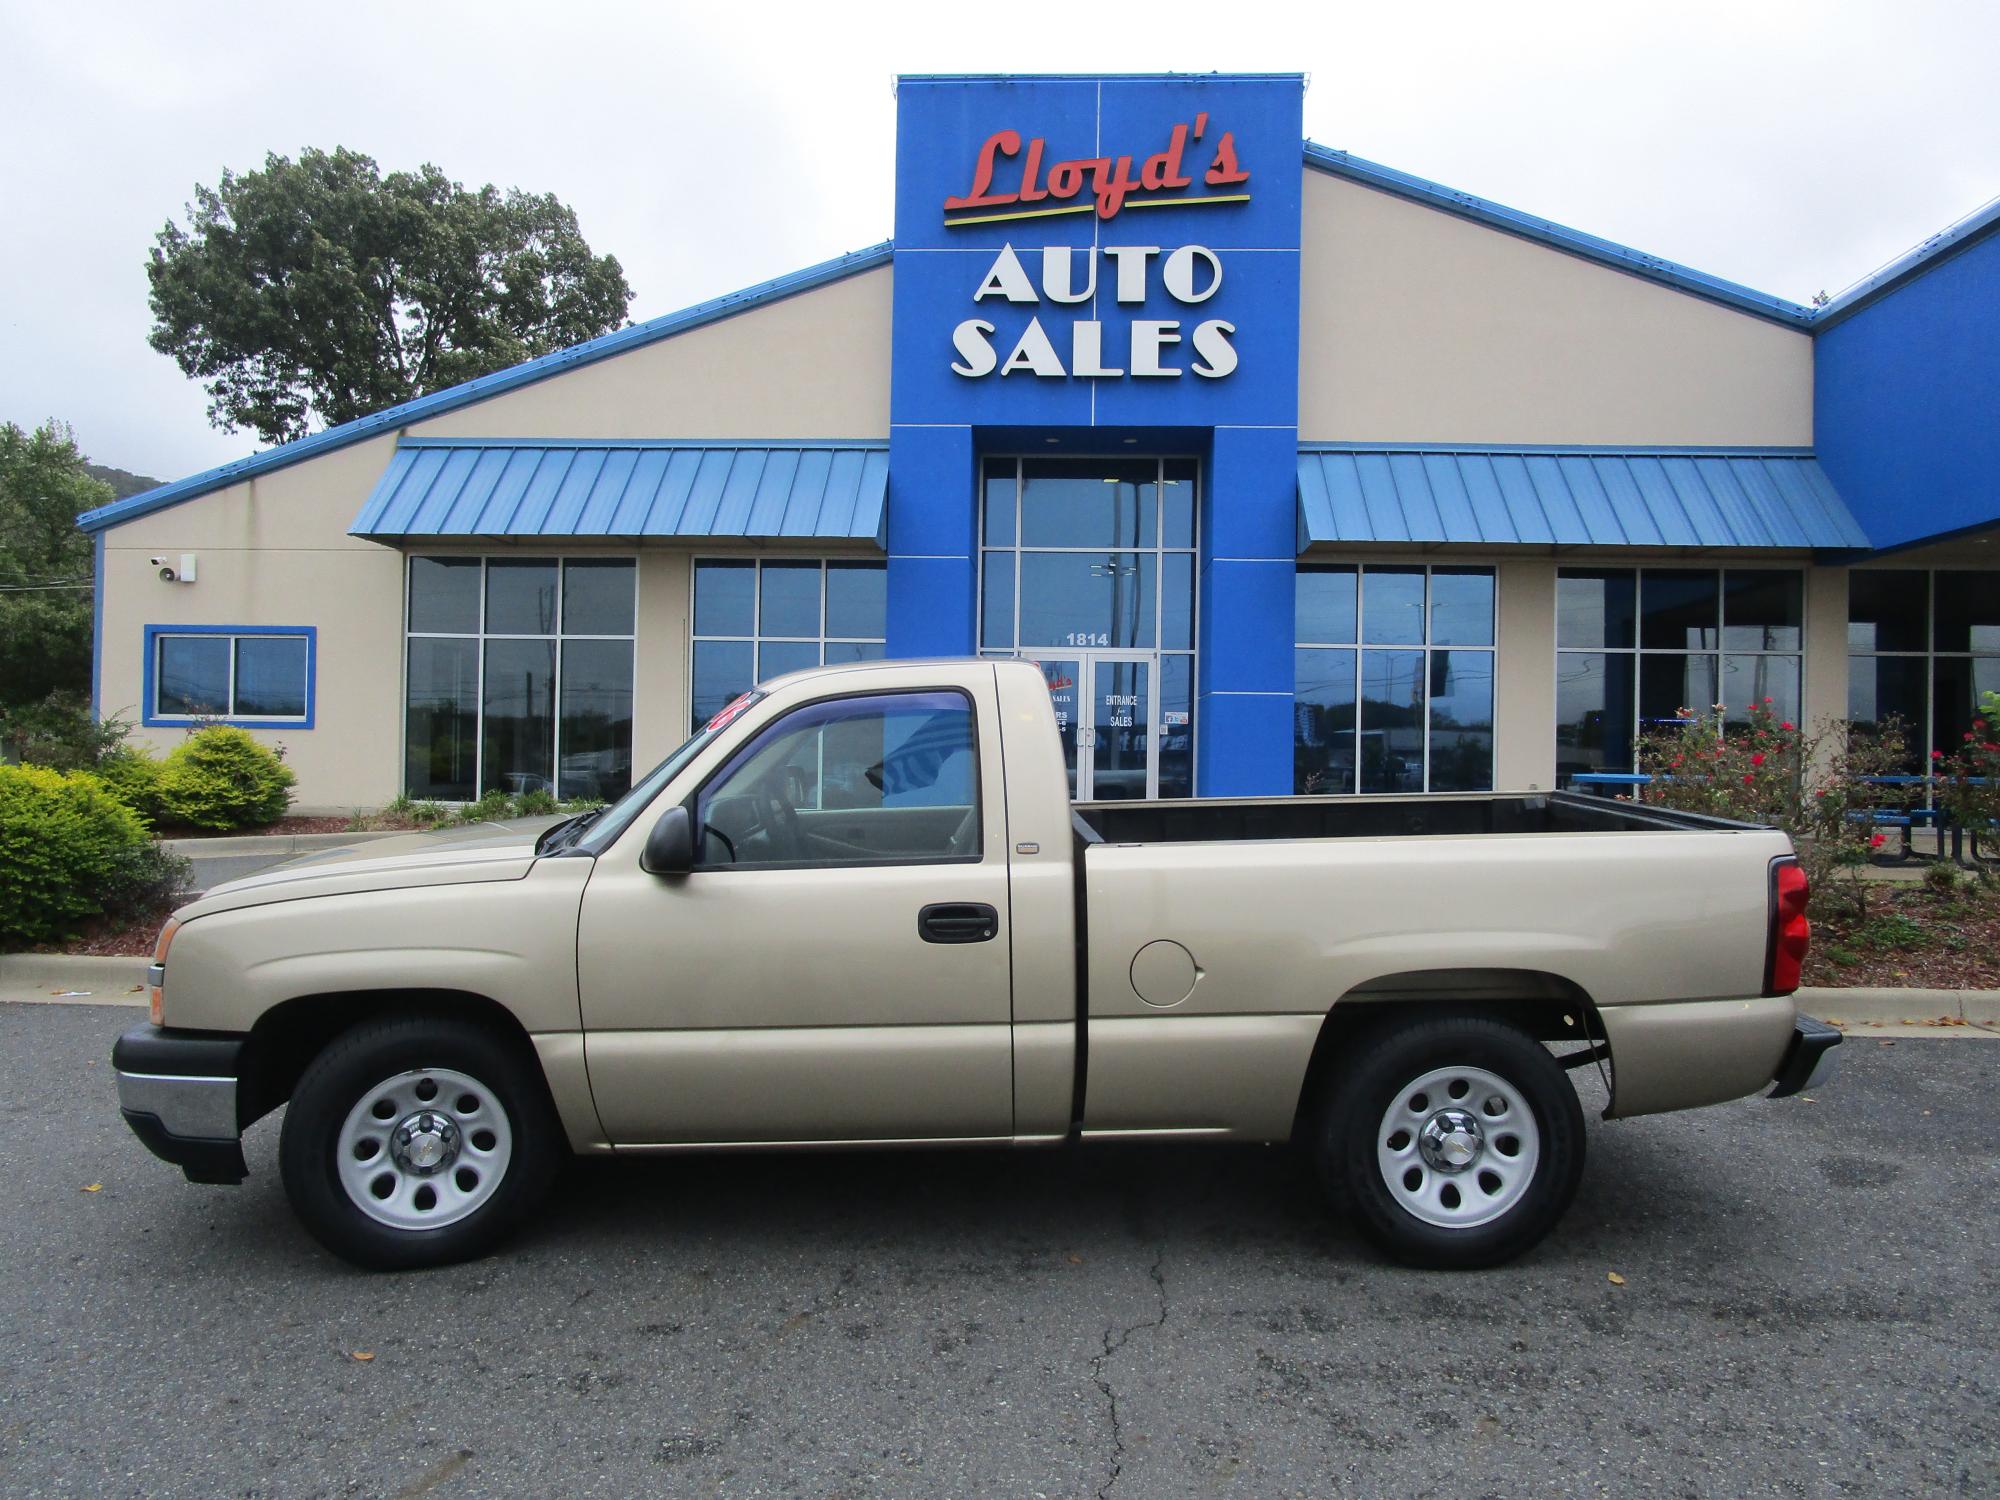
[689,558,887,732]
[1295,565,1495,794]
[979,457,1198,799]
[1557,567,1802,782]
[404,556,635,801]
[1848,569,2000,770]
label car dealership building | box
[80,73,2000,810]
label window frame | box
[1846,567,2000,777]
[684,687,986,873]
[1294,563,1497,795]
[1554,566,1806,777]
[401,554,638,802]
[688,557,889,734]
[143,624,316,729]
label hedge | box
[0,765,176,946]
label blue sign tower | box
[888,73,1306,796]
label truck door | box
[576,679,1015,1145]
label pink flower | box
[1933,750,1945,759]
[1751,752,1766,767]
[1780,721,1794,731]
[1742,774,1755,785]
[1763,697,1773,704]
[1871,833,1887,848]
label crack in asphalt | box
[1090,1248,1169,1500]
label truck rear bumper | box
[1767,1016,1842,1098]
[113,1023,248,1185]
[1596,996,1800,1119]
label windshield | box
[573,691,766,854]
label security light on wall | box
[149,554,198,584]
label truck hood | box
[175,816,573,919]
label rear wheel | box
[279,1016,562,1270]
[1316,1013,1585,1269]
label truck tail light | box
[1764,859,1809,997]
[148,917,180,1026]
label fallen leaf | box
[81,1183,102,1193]
[1879,1039,1897,1047]
[1607,1271,1626,1286]
[1922,1109,1933,1116]
[349,1351,375,1362]
[1799,1095,1816,1103]
[1066,1253,1083,1265]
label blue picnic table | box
[1563,771,1993,864]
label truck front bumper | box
[113,1023,248,1185]
[1767,1015,1842,1098]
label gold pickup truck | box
[115,659,1836,1271]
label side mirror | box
[640,805,695,876]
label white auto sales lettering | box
[950,244,1238,381]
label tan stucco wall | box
[100,435,407,809]
[1493,559,1558,790]
[1297,171,1814,445]
[409,266,893,442]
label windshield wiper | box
[536,805,606,855]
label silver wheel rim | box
[335,1067,513,1231]
[1376,1064,1540,1230]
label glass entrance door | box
[1034,654,1155,800]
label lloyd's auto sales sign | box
[889,74,1303,429]
[942,113,1247,382]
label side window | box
[694,691,980,868]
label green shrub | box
[96,747,165,823]
[0,765,186,946]
[154,725,296,830]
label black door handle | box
[918,902,999,944]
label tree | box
[0,421,105,711]
[146,148,633,446]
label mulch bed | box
[160,814,356,838]
[1803,876,2000,989]
[53,901,180,958]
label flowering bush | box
[1937,690,2000,841]
[1634,699,1911,919]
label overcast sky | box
[7,0,1998,483]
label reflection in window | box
[689,558,888,732]
[1847,569,2000,774]
[404,556,635,801]
[152,630,312,724]
[1558,567,1801,781]
[979,457,1198,800]
[1295,565,1495,794]
[694,691,979,867]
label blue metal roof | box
[76,243,895,535]
[1302,144,1816,328]
[1812,192,2000,329]
[351,440,887,543]
[1296,445,1871,552]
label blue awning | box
[1296,447,1871,552]
[351,440,888,543]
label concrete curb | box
[159,829,404,857]
[0,953,148,1005]
[1798,986,2000,1027]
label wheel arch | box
[1289,968,1606,1141]
[237,988,541,1131]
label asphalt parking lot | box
[3,1002,1995,1499]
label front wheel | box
[279,1016,563,1270]
[1316,1014,1585,1269]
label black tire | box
[1315,1012,1585,1270]
[278,1015,563,1270]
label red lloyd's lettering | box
[943,117,1248,222]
